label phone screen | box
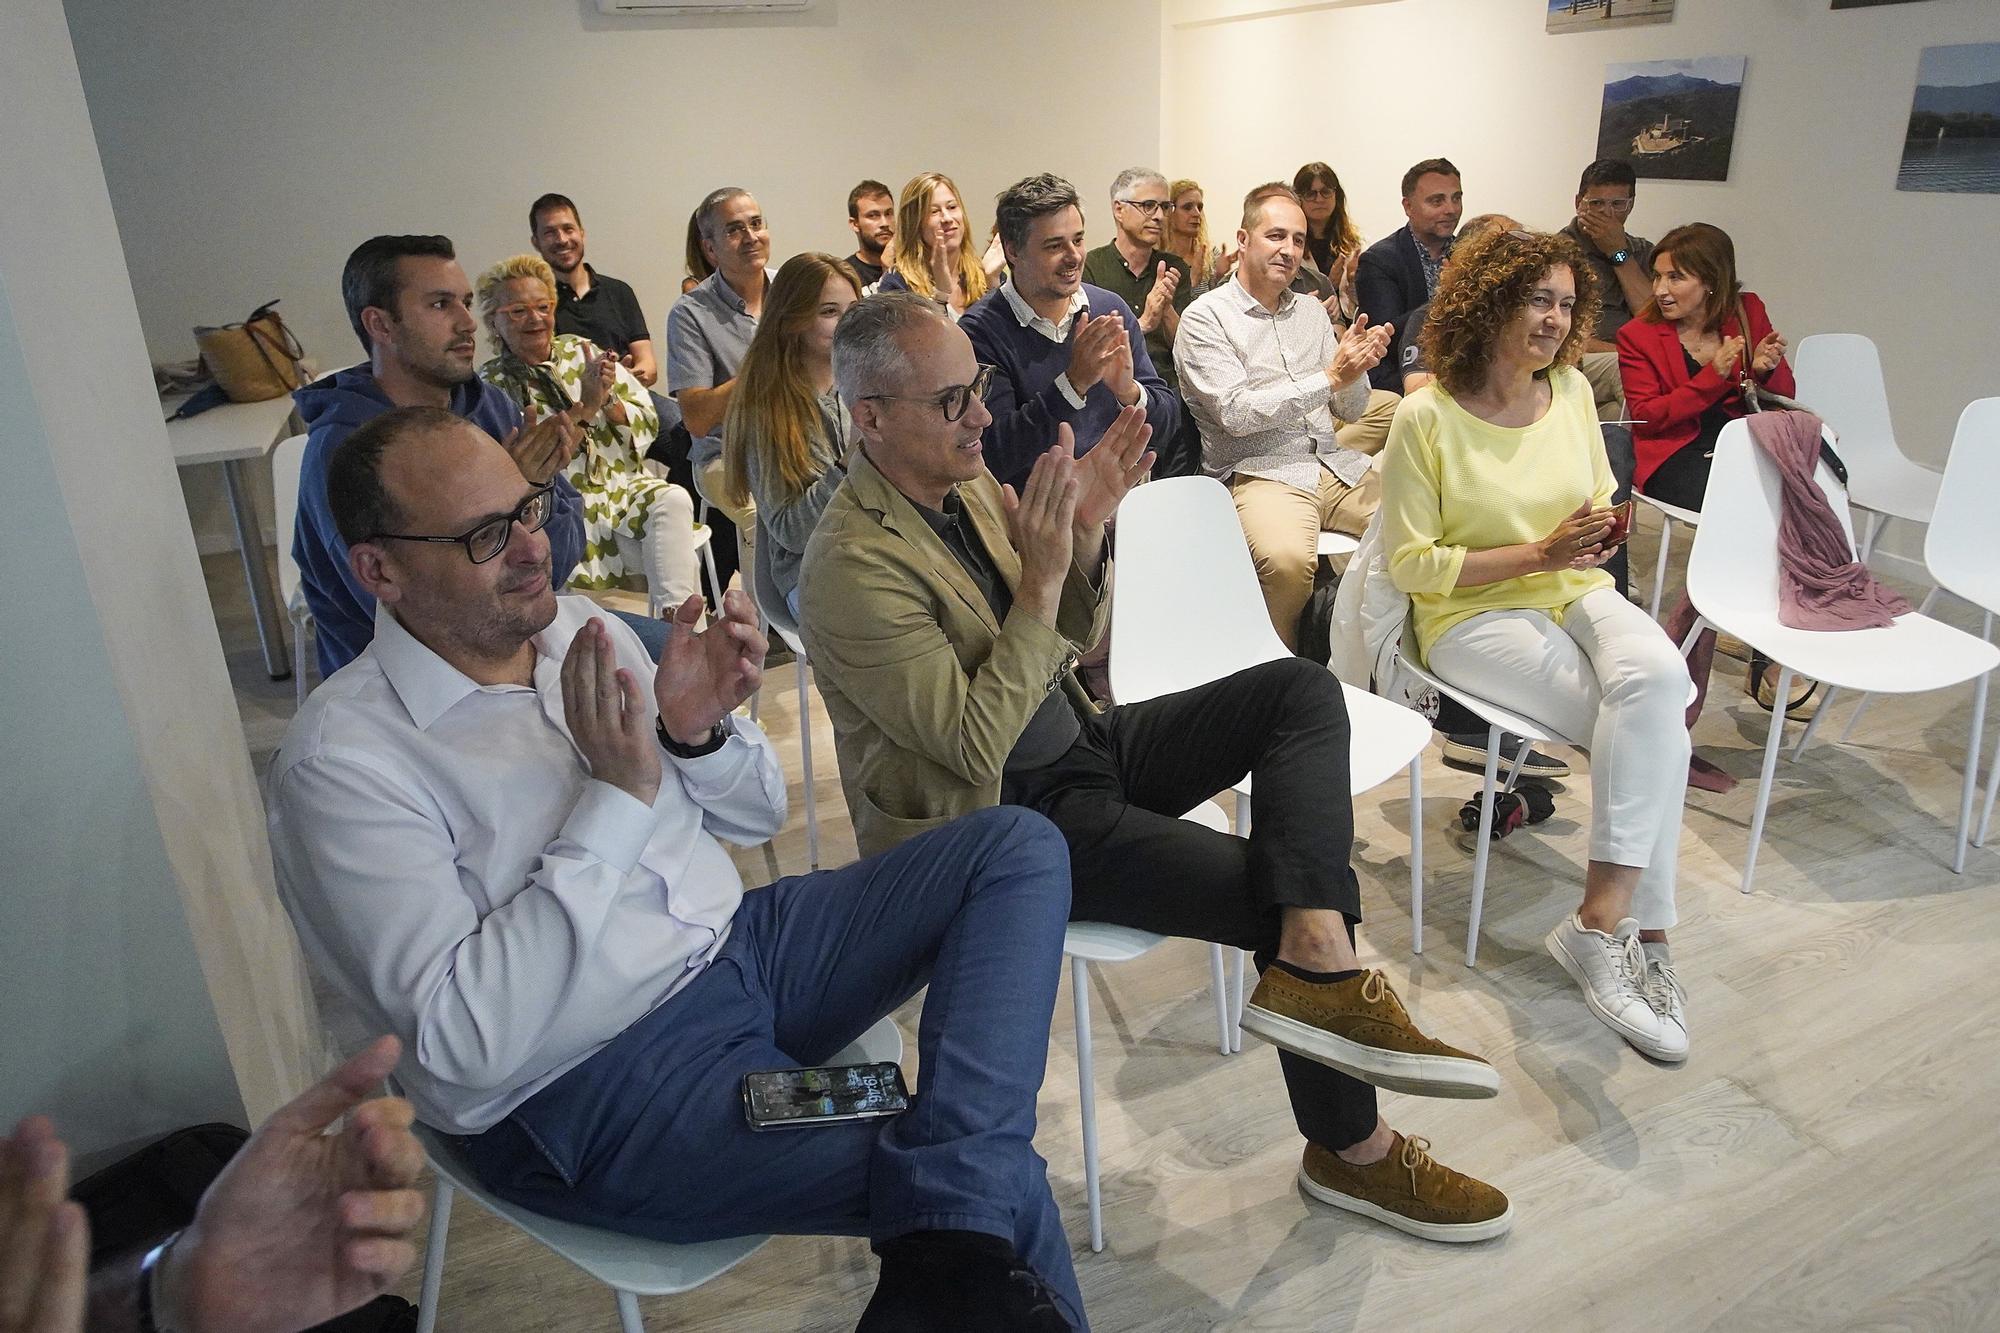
[743,1062,911,1130]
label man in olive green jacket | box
[799,293,1513,1247]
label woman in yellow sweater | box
[1380,229,1691,1063]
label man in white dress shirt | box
[1174,182,1394,651]
[265,407,1085,1331]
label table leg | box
[221,456,292,679]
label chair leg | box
[1791,686,1839,761]
[1648,516,1673,620]
[415,1177,455,1333]
[1229,949,1246,1053]
[1071,955,1103,1253]
[1465,728,1502,967]
[1858,509,1886,564]
[1743,667,1793,894]
[1208,943,1230,1055]
[616,1289,645,1333]
[1981,722,2000,849]
[1832,586,1940,748]
[796,653,819,870]
[1409,756,1424,955]
[1956,668,1989,875]
[1677,614,1708,658]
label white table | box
[166,393,299,679]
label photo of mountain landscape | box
[1595,57,1746,182]
[1898,43,2000,194]
[1547,0,1675,35]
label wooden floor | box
[208,518,2000,1332]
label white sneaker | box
[1641,944,1690,1062]
[1545,915,1680,1060]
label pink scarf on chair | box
[1748,410,1911,630]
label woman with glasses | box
[1292,163,1362,321]
[720,253,863,618]
[475,254,700,612]
[877,172,992,319]
[1380,228,1692,1064]
[1163,179,1235,294]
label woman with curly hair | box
[719,253,862,616]
[876,172,993,318]
[1380,228,1691,1063]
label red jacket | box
[1617,291,1795,488]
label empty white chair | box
[412,1016,903,1333]
[270,432,315,707]
[1633,489,1701,620]
[1791,333,1942,563]
[1680,420,1998,893]
[1316,530,1360,561]
[750,522,821,870]
[1064,800,1236,1254]
[1923,399,2000,871]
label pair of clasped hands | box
[1541,498,1633,572]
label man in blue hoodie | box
[293,234,587,678]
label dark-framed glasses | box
[367,483,556,564]
[1116,198,1170,216]
[862,364,996,423]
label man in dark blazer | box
[1354,158,1463,390]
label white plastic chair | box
[1923,399,2000,871]
[1063,800,1236,1254]
[412,1016,903,1333]
[1110,477,1430,991]
[1680,420,1998,893]
[1792,334,1942,564]
[1316,530,1360,562]
[1633,489,1701,620]
[750,522,821,870]
[270,433,315,707]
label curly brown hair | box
[1418,229,1601,399]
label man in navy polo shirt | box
[531,193,660,388]
[959,174,1177,491]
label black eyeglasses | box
[366,484,556,564]
[1116,198,1170,217]
[862,364,996,422]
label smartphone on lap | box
[742,1062,912,1131]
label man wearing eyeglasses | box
[960,174,1177,492]
[270,404,1090,1332]
[1558,159,1654,421]
[294,234,587,680]
[802,293,1512,1248]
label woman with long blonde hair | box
[877,171,990,318]
[721,252,863,614]
[1163,178,1234,293]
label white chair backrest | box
[1792,333,1902,486]
[1685,418,1856,623]
[1924,397,2000,612]
[1109,475,1291,704]
[271,432,308,606]
[751,519,801,637]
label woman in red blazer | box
[1617,223,1793,508]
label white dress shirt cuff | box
[1054,373,1087,410]
[561,781,659,872]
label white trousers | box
[613,482,701,613]
[1427,586,1690,929]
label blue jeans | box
[458,807,1086,1330]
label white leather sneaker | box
[1641,944,1690,1062]
[1546,915,1682,1060]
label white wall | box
[1163,0,2000,569]
[4,0,327,1162]
[64,0,1165,550]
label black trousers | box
[1002,657,1378,1151]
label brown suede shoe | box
[1300,1134,1513,1243]
[1238,968,1500,1098]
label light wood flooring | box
[207,516,2000,1332]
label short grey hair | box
[1110,167,1168,202]
[993,174,1082,255]
[695,186,754,246]
[832,292,949,407]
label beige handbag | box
[194,299,306,402]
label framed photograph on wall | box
[1548,0,1674,35]
[1596,57,1746,182]
[1832,2,1934,9]
[1898,43,2000,194]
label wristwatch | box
[658,712,734,758]
[1609,248,1632,266]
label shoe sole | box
[1544,933,1689,1062]
[1298,1169,1515,1243]
[1237,1005,1501,1099]
[1439,742,1571,779]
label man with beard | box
[268,407,1089,1331]
[530,192,659,388]
[845,180,896,289]
[1175,184,1392,651]
[293,234,585,677]
[959,174,1177,491]
[1355,158,1463,391]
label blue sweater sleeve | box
[1120,296,1180,459]
[962,303,1083,491]
[546,476,585,587]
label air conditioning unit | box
[597,0,811,12]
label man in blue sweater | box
[959,175,1177,492]
[294,234,587,678]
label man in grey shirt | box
[666,186,775,554]
[1175,183,1392,651]
[1559,159,1655,421]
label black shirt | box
[912,491,1083,772]
[845,253,886,289]
[553,263,650,356]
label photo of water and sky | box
[1547,0,1674,36]
[1899,42,2000,195]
